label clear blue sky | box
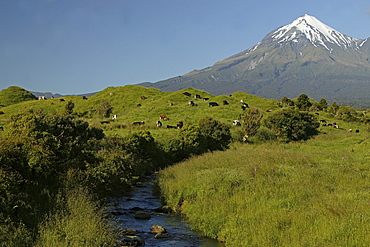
[1,0,370,95]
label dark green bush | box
[199,117,231,151]
[263,109,320,142]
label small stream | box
[108,176,225,247]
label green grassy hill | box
[0,85,280,139]
[0,86,37,107]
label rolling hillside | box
[0,85,280,135]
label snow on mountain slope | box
[270,14,362,51]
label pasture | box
[158,127,370,246]
[0,85,280,142]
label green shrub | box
[239,107,263,137]
[199,117,231,151]
[263,108,320,142]
[249,126,277,143]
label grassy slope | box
[158,125,370,246]
[0,85,280,141]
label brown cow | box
[160,114,169,121]
[177,121,184,129]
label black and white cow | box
[156,121,162,127]
[241,103,249,110]
[232,120,241,126]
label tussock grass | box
[36,188,116,247]
[158,131,370,246]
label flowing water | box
[109,176,225,247]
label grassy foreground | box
[158,130,370,246]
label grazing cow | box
[203,98,210,101]
[194,94,201,99]
[348,129,353,132]
[140,96,147,99]
[241,103,249,110]
[38,96,46,100]
[209,102,219,107]
[82,96,88,100]
[59,98,65,102]
[182,92,191,97]
[112,114,118,120]
[156,121,162,127]
[0,126,4,131]
[188,100,195,106]
[159,114,169,121]
[327,124,333,127]
[0,111,4,114]
[177,121,184,129]
[233,120,241,126]
[166,125,178,129]
[133,121,145,126]
[355,129,360,133]
[168,103,174,106]
[137,104,142,107]
[322,124,327,127]
[222,100,229,105]
[334,125,340,129]
[320,120,327,123]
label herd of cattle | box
[126,92,251,129]
[0,92,362,135]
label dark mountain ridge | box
[139,14,370,107]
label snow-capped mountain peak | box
[270,14,361,51]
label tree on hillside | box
[295,94,312,111]
[65,100,75,115]
[239,107,263,138]
[199,117,231,151]
[97,101,113,118]
[327,102,340,115]
[318,98,328,110]
[263,108,320,142]
[281,96,295,107]
[336,105,358,122]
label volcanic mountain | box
[139,14,370,106]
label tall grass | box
[36,188,116,247]
[158,132,370,246]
